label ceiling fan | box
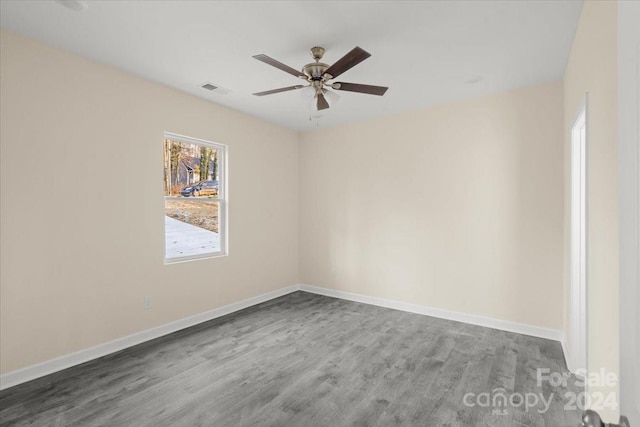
[252,46,388,111]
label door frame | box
[568,95,588,375]
[618,0,640,421]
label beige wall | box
[2,9,617,402]
[299,81,565,330]
[563,0,619,421]
[0,31,299,374]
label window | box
[163,132,226,263]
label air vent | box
[199,82,229,95]
[55,0,88,11]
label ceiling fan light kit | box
[253,46,389,111]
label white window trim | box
[163,132,228,264]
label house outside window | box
[163,132,227,263]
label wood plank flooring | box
[0,291,581,426]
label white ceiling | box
[0,0,583,132]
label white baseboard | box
[0,285,300,391]
[560,335,571,371]
[561,335,588,377]
[299,284,565,343]
[1,283,568,391]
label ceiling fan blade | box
[253,85,304,96]
[324,47,371,79]
[316,92,330,110]
[253,54,306,79]
[333,82,388,96]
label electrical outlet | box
[144,296,152,309]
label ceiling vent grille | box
[201,83,218,91]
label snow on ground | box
[165,216,220,259]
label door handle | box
[582,409,631,427]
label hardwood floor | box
[0,291,581,426]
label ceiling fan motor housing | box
[302,62,329,81]
[303,46,331,82]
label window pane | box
[165,199,220,259]
[163,138,219,197]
